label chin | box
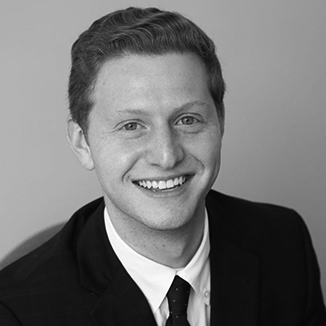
[138,206,200,232]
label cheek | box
[193,132,222,165]
[206,147,221,173]
[92,142,143,181]
[202,139,222,185]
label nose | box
[145,126,184,169]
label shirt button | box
[204,289,210,298]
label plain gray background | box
[1,0,325,294]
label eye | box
[123,122,141,131]
[177,116,199,125]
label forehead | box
[96,52,207,78]
[90,53,213,117]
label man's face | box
[81,53,223,231]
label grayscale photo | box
[1,1,326,325]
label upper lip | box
[132,174,191,182]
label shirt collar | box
[104,208,210,312]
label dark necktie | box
[165,276,191,326]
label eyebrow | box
[179,100,212,111]
[116,108,151,116]
[116,100,212,116]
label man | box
[0,7,325,326]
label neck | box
[107,206,205,269]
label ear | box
[66,118,94,171]
[218,102,225,137]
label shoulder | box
[0,197,104,324]
[206,191,326,321]
[206,189,303,227]
[206,189,311,253]
[0,197,104,293]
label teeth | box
[158,181,166,189]
[166,180,174,188]
[136,176,187,190]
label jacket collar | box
[90,264,156,326]
[76,192,259,326]
[76,198,157,326]
[206,191,259,326]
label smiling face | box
[69,53,223,234]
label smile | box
[134,175,188,191]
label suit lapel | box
[91,265,157,326]
[207,192,259,326]
[210,241,259,326]
[76,199,156,326]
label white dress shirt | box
[104,208,211,326]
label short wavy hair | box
[68,7,225,134]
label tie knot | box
[166,276,191,323]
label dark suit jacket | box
[0,190,325,325]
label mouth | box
[133,175,189,192]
